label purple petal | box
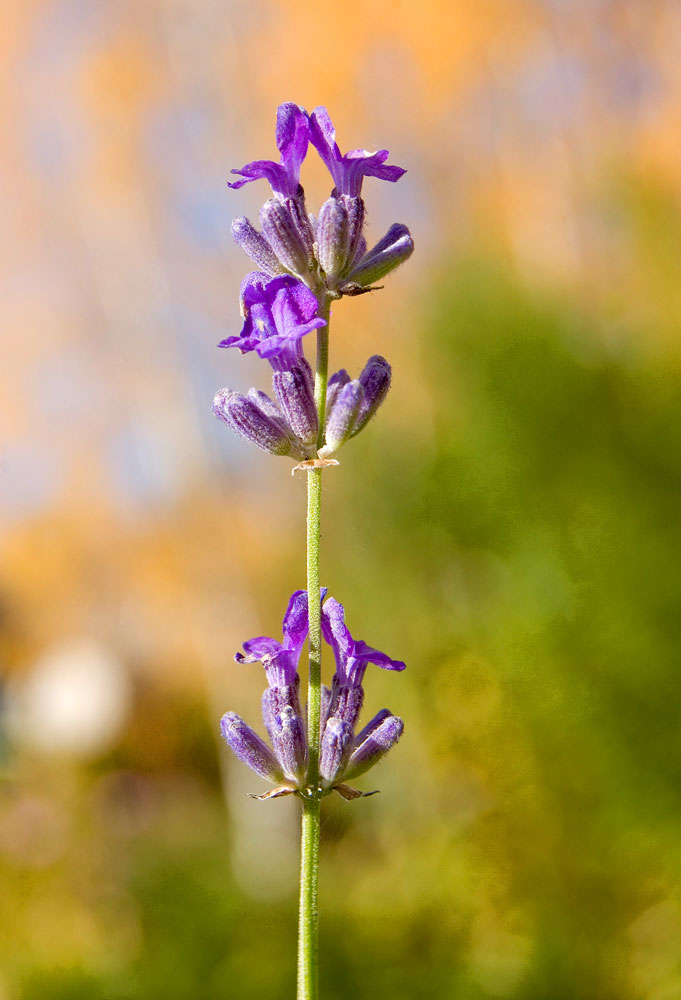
[275,103,309,183]
[281,590,310,658]
[236,636,283,664]
[321,598,353,670]
[229,160,291,195]
[352,638,406,672]
[308,106,338,175]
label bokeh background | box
[3,1,681,997]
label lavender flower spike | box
[308,106,406,197]
[219,273,326,370]
[229,102,310,200]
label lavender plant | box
[214,103,413,999]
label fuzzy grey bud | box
[213,389,300,458]
[351,356,392,436]
[220,712,285,783]
[316,197,349,283]
[319,380,364,458]
[345,223,414,289]
[272,360,318,448]
[343,714,404,780]
[231,217,285,276]
[260,198,314,280]
[319,716,354,786]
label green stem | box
[297,298,331,1000]
[297,795,321,1000]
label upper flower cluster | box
[228,103,414,298]
[220,590,405,799]
[213,103,414,465]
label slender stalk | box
[297,794,321,1000]
[297,298,331,1000]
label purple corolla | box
[229,102,310,201]
[308,106,406,197]
[219,272,325,368]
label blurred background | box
[2,0,681,997]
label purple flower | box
[218,273,326,370]
[229,102,310,200]
[308,106,406,197]
[322,596,405,690]
[318,597,405,788]
[235,588,314,687]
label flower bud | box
[319,380,364,458]
[351,356,392,437]
[319,716,354,786]
[272,360,318,447]
[352,708,393,748]
[260,198,313,280]
[320,683,333,733]
[326,680,364,731]
[325,369,351,414]
[343,714,404,780]
[213,389,300,458]
[343,195,366,269]
[316,197,349,283]
[220,712,285,783]
[262,682,303,744]
[345,223,414,289]
[231,217,285,276]
[288,195,316,262]
[272,704,308,783]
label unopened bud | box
[272,704,308,783]
[213,389,299,457]
[319,716,354,786]
[351,356,392,437]
[316,197,349,283]
[231,217,285,276]
[343,714,404,780]
[343,195,366,269]
[319,380,364,458]
[260,198,313,280]
[345,223,413,288]
[272,360,318,447]
[220,712,285,783]
[325,369,351,414]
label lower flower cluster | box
[220,590,405,799]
